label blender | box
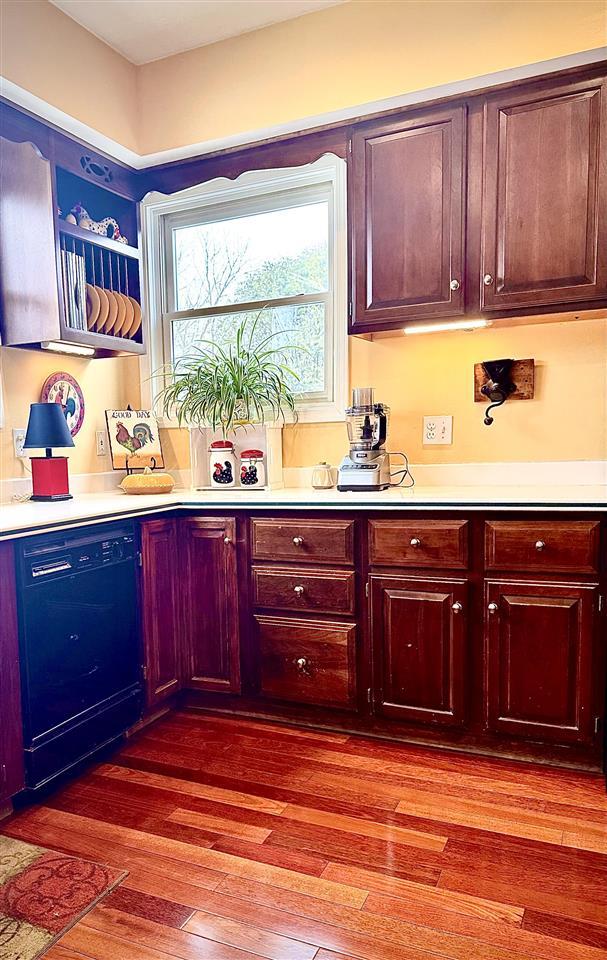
[338,387,406,491]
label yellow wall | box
[283,318,607,467]
[137,0,607,154]
[0,0,139,152]
[0,348,140,481]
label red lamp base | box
[30,456,72,501]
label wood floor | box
[3,710,607,959]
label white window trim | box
[140,153,348,426]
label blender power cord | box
[389,452,415,488]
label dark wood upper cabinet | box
[350,105,466,331]
[181,516,241,694]
[140,518,181,708]
[370,575,467,726]
[485,580,598,745]
[0,542,25,807]
[480,76,607,311]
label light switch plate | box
[96,430,108,457]
[423,416,453,445]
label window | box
[141,155,348,422]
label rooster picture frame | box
[105,409,165,471]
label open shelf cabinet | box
[0,136,146,358]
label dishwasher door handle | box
[31,561,72,578]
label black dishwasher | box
[16,521,142,791]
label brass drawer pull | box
[451,602,463,614]
[292,536,304,547]
[293,585,305,596]
[294,656,312,675]
[410,537,421,548]
[535,540,546,551]
[488,602,499,614]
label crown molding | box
[2,46,606,170]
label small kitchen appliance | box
[338,387,412,491]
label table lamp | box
[23,402,75,501]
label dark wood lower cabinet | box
[257,615,357,709]
[485,580,598,745]
[182,516,241,694]
[370,576,467,726]
[140,518,181,707]
[0,542,24,808]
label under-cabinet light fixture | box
[403,319,490,336]
[41,341,95,357]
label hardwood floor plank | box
[438,869,607,927]
[279,802,446,851]
[321,862,523,924]
[210,835,328,877]
[84,905,289,960]
[364,893,603,960]
[394,790,564,844]
[45,948,95,960]
[98,763,288,814]
[102,886,195,928]
[214,875,559,960]
[522,910,607,950]
[2,816,225,891]
[168,807,272,844]
[25,806,368,908]
[60,924,187,960]
[183,912,319,960]
[562,828,607,854]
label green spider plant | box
[155,310,299,437]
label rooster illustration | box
[53,385,77,422]
[115,421,154,457]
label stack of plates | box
[86,284,142,339]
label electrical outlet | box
[96,430,108,457]
[423,416,453,445]
[13,428,27,458]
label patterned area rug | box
[0,836,126,959]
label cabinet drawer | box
[257,616,357,709]
[485,521,600,574]
[369,519,468,568]
[251,518,355,565]
[253,566,355,615]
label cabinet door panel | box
[370,576,467,726]
[182,517,241,693]
[0,542,24,804]
[481,78,607,309]
[351,106,465,330]
[140,519,181,708]
[485,581,597,744]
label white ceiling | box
[50,0,347,65]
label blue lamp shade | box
[24,403,75,450]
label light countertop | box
[1,483,605,540]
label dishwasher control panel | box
[20,523,137,584]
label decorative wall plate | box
[40,371,85,437]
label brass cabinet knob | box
[483,273,494,286]
[410,537,421,548]
[535,540,546,551]
[452,602,463,614]
[223,536,231,545]
[294,656,312,674]
[293,585,305,596]
[450,279,460,291]
[292,536,304,546]
[488,602,499,614]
